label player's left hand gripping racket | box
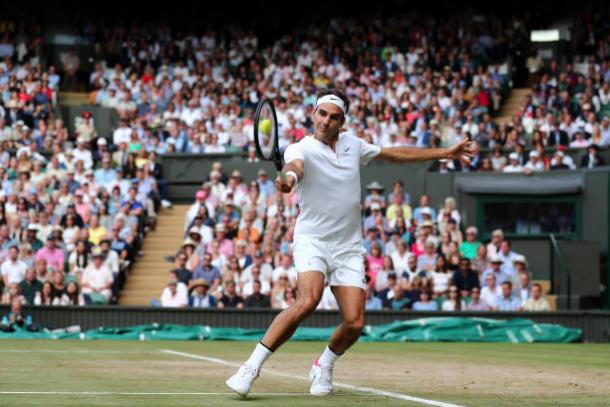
[253,97,285,181]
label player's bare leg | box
[310,286,365,396]
[328,286,366,353]
[259,271,325,349]
[226,271,325,397]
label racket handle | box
[278,170,286,183]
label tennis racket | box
[253,97,285,180]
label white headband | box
[315,94,347,115]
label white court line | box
[161,349,464,407]
[0,391,311,396]
[0,350,148,354]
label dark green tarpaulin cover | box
[0,317,582,343]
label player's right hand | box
[275,175,294,193]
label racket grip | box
[278,170,287,183]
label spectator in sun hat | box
[580,144,605,168]
[363,202,387,232]
[188,216,213,246]
[189,278,216,308]
[364,181,386,211]
[412,194,436,225]
[256,168,275,199]
[480,254,512,287]
[25,224,42,252]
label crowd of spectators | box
[82,14,515,158]
[454,9,610,176]
[0,20,170,307]
[161,168,551,312]
[1,10,595,311]
[81,15,609,178]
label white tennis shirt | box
[284,134,381,244]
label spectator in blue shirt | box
[364,277,382,310]
[412,290,439,311]
[256,169,275,199]
[94,156,117,189]
[481,255,513,287]
[413,194,437,225]
[192,252,221,290]
[496,281,521,311]
[120,187,144,217]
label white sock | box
[245,342,273,370]
[318,345,340,367]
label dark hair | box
[502,281,513,289]
[316,88,350,115]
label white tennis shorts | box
[291,236,367,290]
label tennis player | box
[227,89,473,397]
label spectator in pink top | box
[35,235,65,273]
[206,224,233,258]
[366,242,384,285]
[74,190,91,225]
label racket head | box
[253,97,280,165]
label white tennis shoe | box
[226,364,259,397]
[309,357,334,396]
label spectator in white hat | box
[550,147,576,169]
[524,150,545,172]
[412,194,436,225]
[363,202,386,232]
[480,254,512,287]
[503,152,524,173]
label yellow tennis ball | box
[259,118,272,135]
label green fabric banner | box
[0,317,582,343]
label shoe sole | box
[308,367,333,396]
[225,378,248,398]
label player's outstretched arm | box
[275,159,304,193]
[375,138,473,163]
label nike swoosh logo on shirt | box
[344,147,350,152]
